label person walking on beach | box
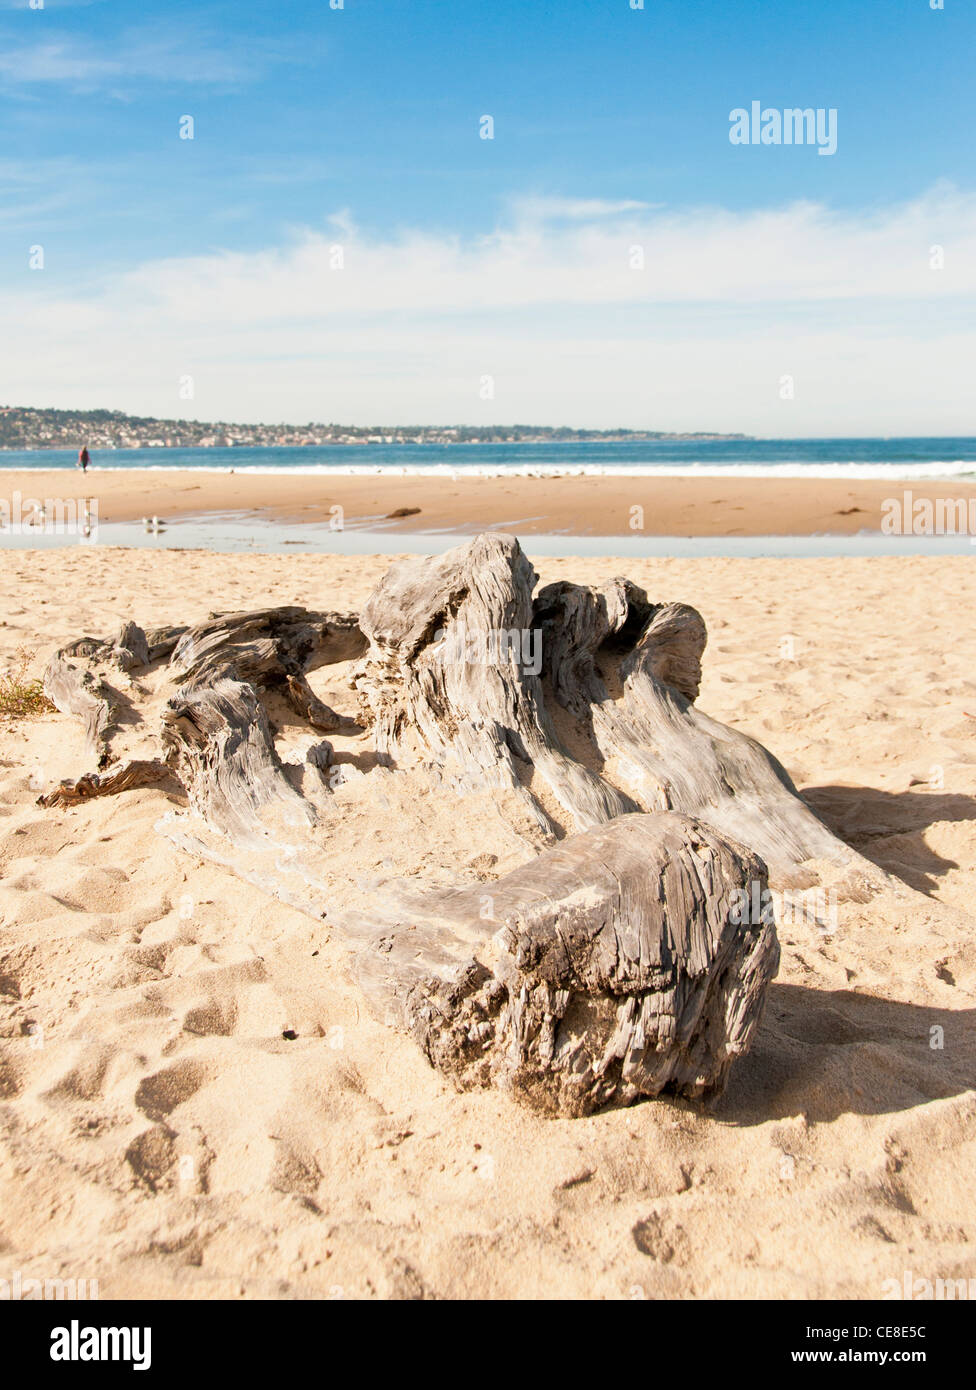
[77,445,90,473]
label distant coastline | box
[0,406,749,452]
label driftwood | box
[533,579,847,876]
[351,812,778,1116]
[44,643,119,764]
[40,622,175,805]
[40,759,170,810]
[161,678,317,845]
[35,533,875,1116]
[354,533,635,834]
[38,607,363,815]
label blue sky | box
[2,0,974,433]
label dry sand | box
[1,545,975,1299]
[5,467,975,536]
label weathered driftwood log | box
[160,677,317,845]
[37,535,875,1115]
[40,621,172,804]
[533,577,850,877]
[157,607,363,865]
[351,812,778,1116]
[353,533,636,834]
[170,605,365,733]
[40,606,364,812]
[39,759,169,810]
[352,535,862,880]
[44,640,121,764]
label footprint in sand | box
[124,1124,178,1193]
[134,1058,208,1123]
[182,998,239,1037]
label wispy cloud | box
[509,197,654,222]
[0,22,316,90]
[3,187,974,433]
[0,156,89,223]
[0,1,106,9]
[111,185,976,319]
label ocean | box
[2,436,976,481]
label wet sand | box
[4,469,975,536]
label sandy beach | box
[1,543,974,1299]
[5,468,976,537]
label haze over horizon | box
[2,0,973,437]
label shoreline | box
[4,469,976,537]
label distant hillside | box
[0,406,750,451]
